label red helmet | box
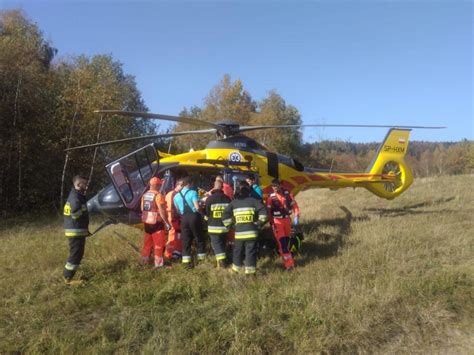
[149,177,162,186]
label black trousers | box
[233,239,257,268]
[180,212,205,261]
[209,233,228,260]
[63,236,86,279]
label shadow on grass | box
[363,196,456,218]
[277,206,370,268]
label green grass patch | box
[1,175,473,353]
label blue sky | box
[2,0,472,142]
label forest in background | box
[1,10,472,216]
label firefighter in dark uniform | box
[222,180,267,275]
[63,175,90,285]
[204,179,231,268]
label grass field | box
[1,175,473,353]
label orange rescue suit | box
[266,189,300,270]
[140,189,167,267]
[164,189,182,259]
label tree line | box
[298,140,473,177]
[0,10,155,216]
[1,10,472,216]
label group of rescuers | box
[63,173,301,285]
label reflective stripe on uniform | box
[208,226,228,234]
[215,253,226,261]
[71,210,83,220]
[232,264,241,273]
[233,207,255,216]
[222,218,233,226]
[245,266,256,274]
[65,229,88,237]
[197,253,206,260]
[234,231,258,239]
[182,256,192,263]
[258,214,268,222]
[65,262,79,271]
[211,203,229,209]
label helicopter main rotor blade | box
[65,129,216,152]
[239,124,446,133]
[95,110,222,130]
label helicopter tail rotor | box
[364,128,414,199]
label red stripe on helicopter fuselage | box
[281,180,295,191]
[291,176,309,184]
[308,174,326,181]
[263,179,296,194]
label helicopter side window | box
[160,170,175,195]
[106,143,159,209]
[109,162,134,204]
[136,146,155,182]
[120,157,145,202]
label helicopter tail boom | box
[363,128,414,199]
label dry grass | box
[0,175,473,353]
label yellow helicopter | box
[66,110,443,226]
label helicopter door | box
[105,143,159,209]
[266,152,279,179]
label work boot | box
[154,256,164,268]
[197,253,206,264]
[139,256,152,266]
[230,264,241,274]
[171,251,182,262]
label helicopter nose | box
[86,194,102,215]
[87,184,141,225]
[87,184,123,216]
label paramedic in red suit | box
[140,177,170,268]
[266,179,300,270]
[164,179,184,260]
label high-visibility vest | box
[267,190,300,219]
[141,190,163,225]
[165,190,180,221]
